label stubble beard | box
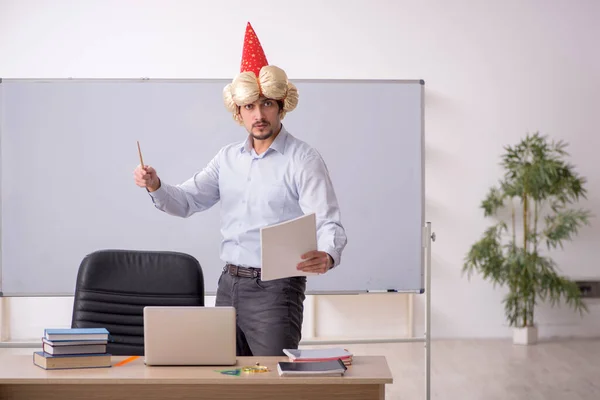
[250,121,274,141]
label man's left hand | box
[297,251,333,274]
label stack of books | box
[283,347,353,366]
[33,328,112,370]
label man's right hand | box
[134,165,161,192]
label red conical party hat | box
[240,22,269,77]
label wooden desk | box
[0,351,393,400]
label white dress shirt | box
[148,125,347,269]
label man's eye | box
[245,104,253,110]
[263,101,272,107]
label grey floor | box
[337,338,600,400]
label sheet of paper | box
[260,213,318,281]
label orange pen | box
[114,356,139,367]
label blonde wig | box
[223,65,299,124]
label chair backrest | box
[71,249,204,356]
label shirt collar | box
[240,136,252,153]
[239,124,289,155]
[270,125,288,154]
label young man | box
[133,22,347,356]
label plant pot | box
[513,326,538,345]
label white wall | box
[1,0,599,340]
[2,295,410,342]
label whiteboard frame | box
[0,78,3,297]
[0,77,425,296]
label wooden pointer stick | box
[137,141,145,169]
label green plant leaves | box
[544,209,592,249]
[500,132,587,204]
[481,187,505,217]
[463,222,507,283]
[464,132,592,327]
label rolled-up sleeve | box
[296,150,347,268]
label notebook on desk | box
[277,359,347,377]
[143,306,237,366]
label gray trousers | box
[215,268,306,356]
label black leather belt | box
[223,264,261,278]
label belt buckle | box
[252,269,258,278]
[229,265,238,276]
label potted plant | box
[463,132,591,344]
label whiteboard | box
[0,78,424,296]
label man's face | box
[239,97,282,141]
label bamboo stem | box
[523,195,528,251]
[533,201,537,250]
[511,198,516,247]
[523,193,529,327]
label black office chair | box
[71,249,204,356]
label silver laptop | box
[143,306,237,366]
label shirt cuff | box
[147,184,168,206]
[324,248,341,269]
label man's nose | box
[254,106,265,119]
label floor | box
[338,338,600,400]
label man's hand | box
[297,251,333,274]
[133,164,161,192]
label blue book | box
[44,328,109,341]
